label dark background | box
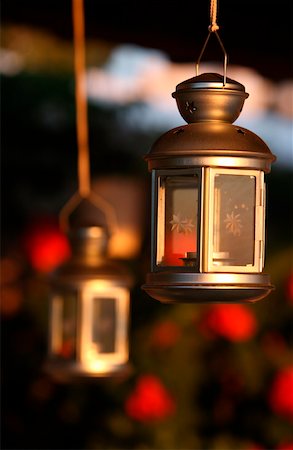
[2,0,293,81]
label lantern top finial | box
[175,73,246,92]
[172,72,249,124]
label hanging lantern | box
[46,226,132,377]
[45,0,133,377]
[142,24,276,304]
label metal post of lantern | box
[142,29,276,304]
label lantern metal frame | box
[142,72,276,305]
[151,167,202,274]
[203,167,265,273]
[47,226,133,378]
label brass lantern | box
[46,225,133,377]
[142,72,276,304]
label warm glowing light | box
[108,227,142,259]
[80,282,129,368]
[92,176,147,260]
[49,272,131,376]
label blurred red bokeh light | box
[125,374,176,422]
[268,366,293,422]
[23,217,71,273]
[200,304,257,342]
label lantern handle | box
[195,29,228,86]
[59,191,119,235]
[196,0,228,86]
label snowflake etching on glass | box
[169,213,195,234]
[224,211,243,236]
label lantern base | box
[43,359,132,381]
[142,272,274,304]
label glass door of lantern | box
[50,291,78,362]
[80,283,130,373]
[155,170,200,269]
[204,168,265,273]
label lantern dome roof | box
[145,122,276,172]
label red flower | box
[268,366,293,421]
[200,304,257,342]
[150,320,181,349]
[23,217,71,273]
[125,375,176,422]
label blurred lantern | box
[47,226,132,377]
[45,0,133,377]
[142,3,276,304]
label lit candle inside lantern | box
[156,173,199,267]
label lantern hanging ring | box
[59,191,118,235]
[195,30,228,86]
[196,0,228,86]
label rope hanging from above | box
[195,0,227,86]
[59,0,117,234]
[72,0,90,198]
[209,0,220,32]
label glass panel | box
[92,298,116,354]
[213,174,256,266]
[51,292,77,360]
[157,174,198,267]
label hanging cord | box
[59,0,118,233]
[209,0,219,32]
[73,0,90,198]
[196,0,228,86]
